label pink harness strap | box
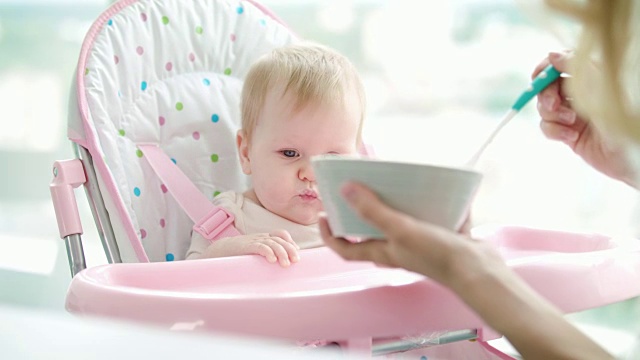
[137,144,240,241]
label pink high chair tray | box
[66,225,640,341]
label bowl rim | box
[311,155,482,177]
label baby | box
[186,42,366,266]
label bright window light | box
[0,71,63,152]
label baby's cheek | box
[259,179,291,204]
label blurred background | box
[1,0,638,356]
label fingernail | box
[559,110,576,125]
[291,255,300,262]
[341,183,357,202]
[549,51,563,60]
[542,95,556,111]
[562,129,579,142]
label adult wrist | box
[445,239,507,301]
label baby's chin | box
[281,212,319,226]
[272,207,320,226]
[257,194,323,225]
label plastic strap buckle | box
[193,207,236,241]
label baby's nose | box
[298,161,316,182]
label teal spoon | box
[466,65,562,167]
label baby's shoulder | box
[212,190,241,208]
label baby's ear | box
[236,129,252,175]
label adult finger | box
[548,51,572,74]
[536,50,573,99]
[531,56,551,79]
[340,182,412,237]
[540,120,579,144]
[536,99,577,127]
[319,216,392,266]
[458,212,472,235]
[319,216,357,259]
[536,79,562,114]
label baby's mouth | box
[299,189,319,200]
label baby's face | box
[239,89,361,225]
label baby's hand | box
[204,229,300,267]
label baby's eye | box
[281,149,299,158]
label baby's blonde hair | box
[241,42,366,143]
[546,0,640,143]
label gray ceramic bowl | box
[312,156,483,238]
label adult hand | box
[320,182,615,360]
[534,51,636,187]
[202,229,300,267]
[319,182,502,288]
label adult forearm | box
[449,243,614,360]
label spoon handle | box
[466,109,517,167]
[466,65,562,167]
[512,64,561,111]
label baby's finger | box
[270,229,299,249]
[260,239,294,267]
[268,236,300,263]
[247,242,278,263]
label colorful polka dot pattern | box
[85,0,296,262]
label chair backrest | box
[69,0,297,263]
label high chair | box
[50,0,640,358]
